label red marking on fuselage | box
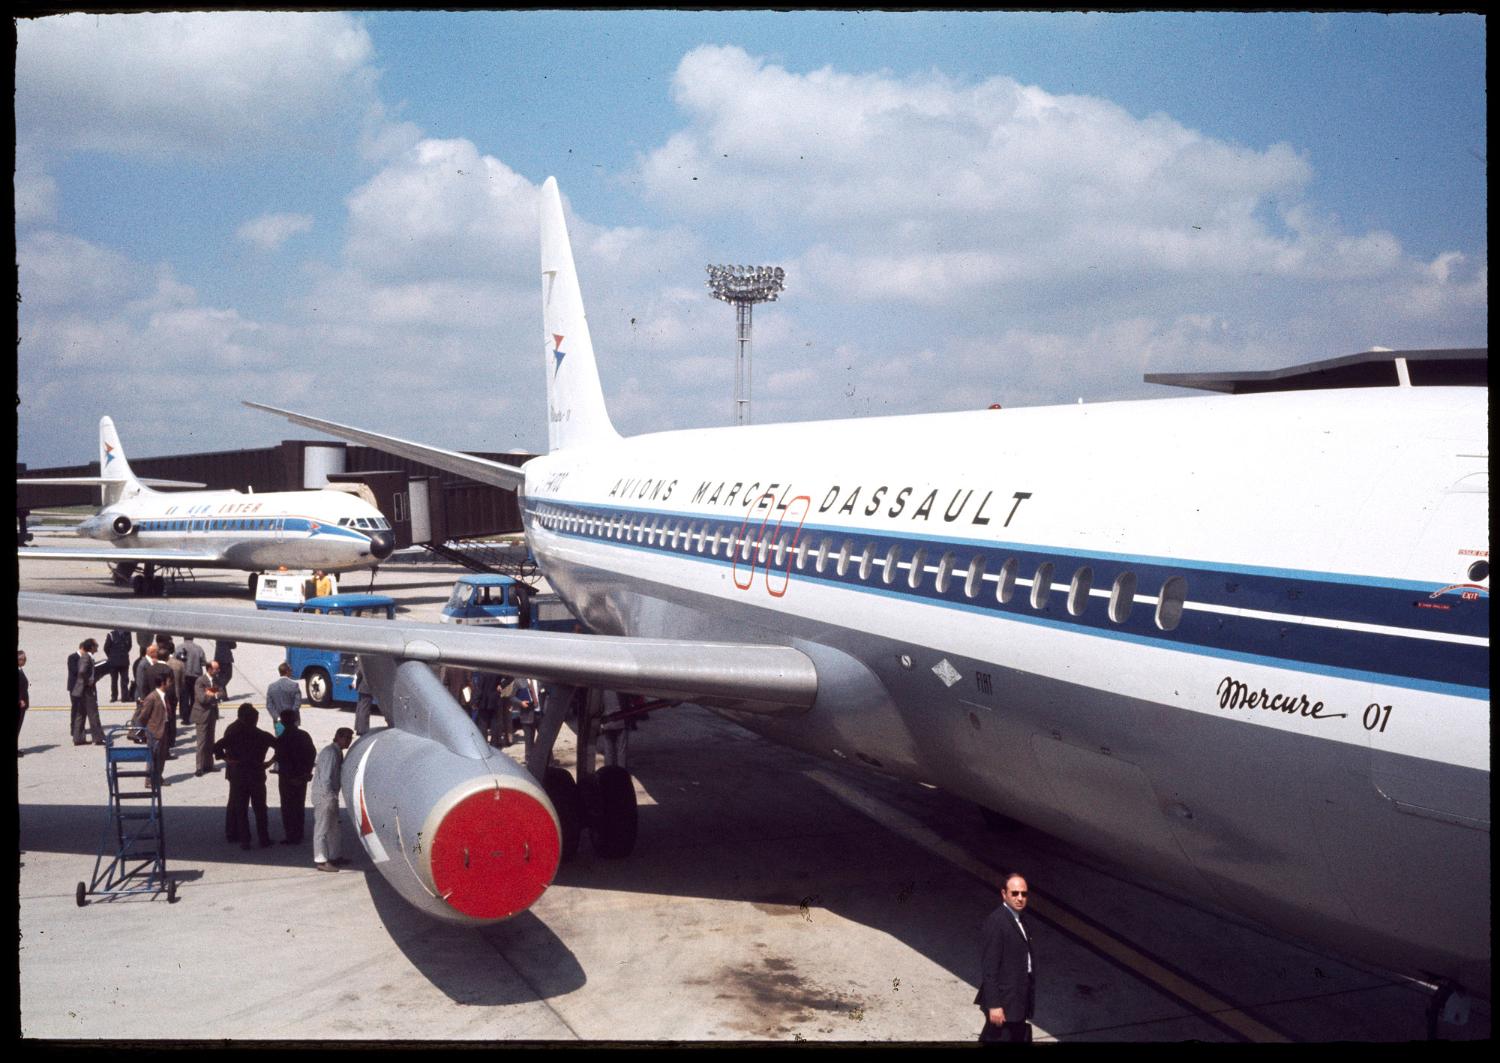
[764,495,810,598]
[359,791,374,836]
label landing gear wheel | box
[305,668,333,708]
[131,574,147,595]
[149,575,165,596]
[75,882,87,908]
[247,573,258,597]
[167,880,178,904]
[589,765,638,859]
[543,767,582,862]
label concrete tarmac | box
[16,554,1490,1042]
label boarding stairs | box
[76,725,177,906]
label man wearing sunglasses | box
[975,872,1035,1043]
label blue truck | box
[285,593,397,707]
[439,573,577,631]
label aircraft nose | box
[369,530,396,560]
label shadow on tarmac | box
[365,873,587,1005]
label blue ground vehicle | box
[440,573,577,631]
[286,593,397,707]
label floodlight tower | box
[706,264,786,425]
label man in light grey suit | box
[191,661,222,777]
[176,636,207,725]
[265,662,303,730]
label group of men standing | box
[207,700,353,872]
[39,629,356,877]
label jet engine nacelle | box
[109,514,134,538]
[342,661,561,924]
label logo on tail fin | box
[103,443,117,468]
[552,334,567,380]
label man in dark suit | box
[975,872,1035,1043]
[67,639,104,746]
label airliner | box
[18,416,396,593]
[18,179,1488,1012]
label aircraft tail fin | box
[98,416,142,507]
[539,177,619,452]
[17,418,204,502]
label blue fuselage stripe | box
[524,499,1491,700]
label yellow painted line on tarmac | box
[27,706,140,712]
[805,769,1291,1044]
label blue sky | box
[16,11,1487,465]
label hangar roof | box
[1145,347,1487,394]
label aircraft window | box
[857,543,875,581]
[1030,562,1054,609]
[1156,576,1188,632]
[1109,572,1137,623]
[756,533,770,566]
[935,552,957,594]
[773,532,790,567]
[996,557,1018,603]
[1068,566,1093,616]
[882,544,902,585]
[339,518,349,526]
[742,536,755,562]
[908,547,927,589]
[795,536,811,571]
[835,540,854,577]
[964,555,987,598]
[815,537,832,574]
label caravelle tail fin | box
[17,416,205,503]
[540,177,619,452]
[98,416,144,507]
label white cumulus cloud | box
[237,212,315,252]
[16,12,376,157]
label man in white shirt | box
[312,728,354,872]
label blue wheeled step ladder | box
[76,725,177,906]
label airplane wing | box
[243,402,527,492]
[18,546,228,565]
[19,475,207,489]
[16,592,817,715]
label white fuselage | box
[521,386,1490,992]
[81,487,394,573]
